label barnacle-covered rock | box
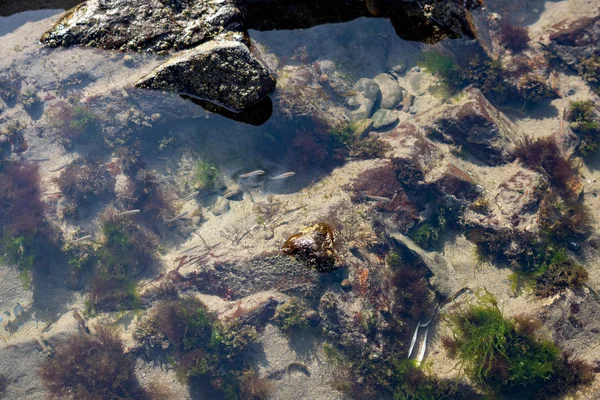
[136,40,276,112]
[281,223,338,272]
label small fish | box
[149,176,173,183]
[43,191,62,196]
[69,235,92,243]
[269,172,295,180]
[28,158,50,162]
[364,194,391,203]
[416,328,429,365]
[239,170,265,178]
[407,323,420,359]
[117,209,141,216]
[181,191,199,201]
[46,163,68,172]
[166,211,188,222]
[222,189,241,199]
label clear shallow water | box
[1,2,600,400]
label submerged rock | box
[372,109,399,130]
[430,88,519,165]
[346,78,381,120]
[281,223,338,272]
[373,73,403,109]
[136,40,276,112]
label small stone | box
[373,73,403,109]
[351,118,373,138]
[569,242,581,251]
[340,279,352,291]
[372,109,399,130]
[150,113,161,122]
[346,78,381,120]
[368,353,381,362]
[408,105,418,114]
[475,185,485,194]
[123,54,134,66]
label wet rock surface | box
[346,78,381,120]
[430,88,520,165]
[136,40,276,112]
[39,0,480,121]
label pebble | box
[340,279,353,291]
[373,73,403,109]
[347,78,381,120]
[13,303,24,317]
[372,109,399,130]
[123,54,134,66]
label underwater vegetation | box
[512,135,578,197]
[55,160,116,218]
[39,326,149,400]
[135,295,266,400]
[418,46,555,106]
[272,297,309,331]
[87,209,158,313]
[193,160,222,192]
[567,100,600,157]
[498,21,531,53]
[443,290,594,398]
[117,169,177,233]
[578,55,600,96]
[46,101,100,146]
[408,201,463,251]
[0,161,58,286]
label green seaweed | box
[193,160,221,191]
[444,290,593,397]
[273,298,309,331]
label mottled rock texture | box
[136,40,276,111]
[39,0,480,116]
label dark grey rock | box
[136,40,276,112]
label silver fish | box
[416,328,429,365]
[239,170,265,178]
[43,191,62,196]
[149,176,173,183]
[407,323,420,359]
[181,191,199,201]
[269,172,295,180]
[117,209,141,216]
[364,194,391,203]
[46,163,68,172]
[222,189,241,199]
[69,235,92,243]
[166,211,188,222]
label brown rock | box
[430,88,519,165]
